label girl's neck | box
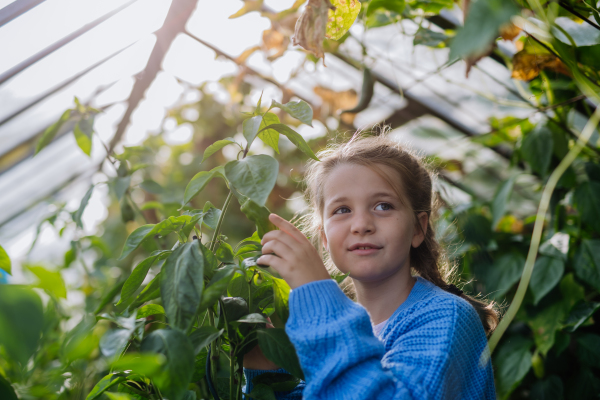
[352,268,416,325]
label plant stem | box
[230,347,236,400]
[488,104,600,353]
[209,191,234,253]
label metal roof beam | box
[0,0,45,28]
[0,0,139,86]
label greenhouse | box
[0,0,599,399]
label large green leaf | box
[270,100,313,126]
[117,250,170,307]
[137,304,165,318]
[538,232,569,261]
[529,256,564,305]
[74,185,94,228]
[35,109,72,155]
[247,383,277,400]
[110,353,165,376]
[449,0,519,60]
[256,328,304,380]
[201,137,237,164]
[200,267,235,310]
[202,201,222,230]
[225,155,279,207]
[240,196,276,239]
[574,239,600,291]
[487,252,525,300]
[119,224,156,259]
[563,301,600,332]
[0,374,18,400]
[27,265,67,299]
[521,124,553,177]
[553,16,600,47]
[326,0,361,40]
[528,300,565,356]
[574,181,600,232]
[258,112,281,153]
[0,244,11,275]
[493,336,533,399]
[272,277,290,324]
[216,242,234,263]
[189,326,223,355]
[491,176,516,229]
[129,273,161,310]
[141,329,195,400]
[228,272,250,298]
[257,124,319,161]
[99,329,131,358]
[0,285,43,365]
[183,166,226,205]
[160,242,204,332]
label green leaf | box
[0,285,43,365]
[117,251,169,307]
[105,393,134,400]
[200,241,219,279]
[413,26,448,47]
[99,329,131,358]
[189,326,223,355]
[237,313,270,324]
[244,116,264,149]
[567,367,600,399]
[120,197,134,223]
[87,373,128,400]
[493,336,533,399]
[367,0,405,16]
[574,239,600,291]
[529,256,564,305]
[332,271,350,284]
[27,265,67,299]
[137,304,165,319]
[141,329,195,400]
[114,176,131,200]
[225,155,279,207]
[129,273,161,310]
[200,267,234,310]
[529,376,563,400]
[577,334,600,368]
[491,176,516,229]
[222,297,249,323]
[140,179,164,194]
[487,252,525,300]
[111,353,166,376]
[563,301,600,332]
[240,196,276,239]
[326,0,362,41]
[257,123,319,161]
[0,374,18,400]
[539,232,569,261]
[247,383,276,400]
[272,277,290,324]
[73,118,93,156]
[119,224,156,260]
[449,0,519,60]
[161,242,204,332]
[553,16,600,47]
[270,100,313,126]
[0,244,11,275]
[521,124,553,177]
[574,181,600,232]
[256,328,304,380]
[183,166,225,205]
[94,280,125,314]
[202,202,222,230]
[528,300,566,355]
[216,242,234,263]
[201,137,237,163]
[228,272,250,298]
[559,273,585,307]
[35,109,71,155]
[74,185,94,228]
[258,112,281,153]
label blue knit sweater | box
[244,276,496,399]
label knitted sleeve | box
[284,279,496,400]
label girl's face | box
[321,163,427,283]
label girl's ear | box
[412,212,428,248]
[320,227,329,252]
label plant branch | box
[209,191,234,253]
[558,1,600,31]
[488,104,600,353]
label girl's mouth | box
[348,243,382,255]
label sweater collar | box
[387,276,436,321]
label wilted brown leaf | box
[292,0,335,59]
[499,22,521,41]
[511,50,571,81]
[313,86,358,124]
[262,28,290,60]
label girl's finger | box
[256,254,282,271]
[261,239,293,260]
[268,214,306,243]
[261,229,298,250]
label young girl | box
[243,135,498,399]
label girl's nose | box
[351,211,376,235]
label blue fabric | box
[244,276,496,399]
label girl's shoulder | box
[381,277,484,341]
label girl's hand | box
[257,214,330,289]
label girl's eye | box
[375,203,393,211]
[334,207,351,214]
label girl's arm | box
[285,279,496,400]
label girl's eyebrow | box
[326,192,397,206]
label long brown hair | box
[301,134,499,336]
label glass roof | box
[0,0,546,282]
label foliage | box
[2,0,600,399]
